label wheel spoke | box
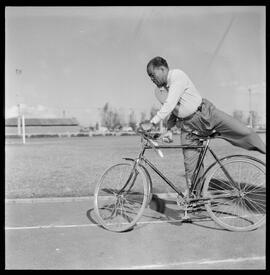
[237,162,242,190]
[210,176,235,191]
[244,182,264,194]
[203,157,265,231]
[94,163,147,232]
[244,195,265,214]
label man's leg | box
[187,98,265,154]
[179,98,265,197]
[209,104,266,154]
[180,129,204,196]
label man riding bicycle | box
[144,56,266,197]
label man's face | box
[147,65,168,88]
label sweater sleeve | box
[150,70,187,125]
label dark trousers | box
[174,98,266,187]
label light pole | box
[17,103,21,135]
[16,68,25,143]
[248,88,252,128]
[16,69,22,135]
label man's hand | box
[162,130,173,143]
[139,120,155,131]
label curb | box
[5,192,178,204]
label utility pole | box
[22,114,26,144]
[16,68,26,143]
[248,88,252,128]
[17,103,21,135]
[16,69,22,135]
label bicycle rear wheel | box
[202,156,265,231]
[94,162,149,232]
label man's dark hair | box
[147,56,169,74]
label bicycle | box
[94,128,265,232]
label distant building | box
[5,117,80,136]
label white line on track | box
[5,224,97,230]
[5,218,191,230]
[120,256,265,269]
[5,215,265,231]
[4,192,178,204]
[5,221,265,269]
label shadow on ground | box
[148,194,225,231]
[85,176,265,233]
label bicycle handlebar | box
[136,128,164,158]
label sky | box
[5,6,266,126]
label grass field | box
[5,134,266,199]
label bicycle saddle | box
[190,129,221,140]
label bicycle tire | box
[94,162,149,232]
[123,158,153,207]
[202,155,265,231]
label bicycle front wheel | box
[94,162,149,232]
[202,156,265,231]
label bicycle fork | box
[118,158,140,195]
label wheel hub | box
[239,191,246,198]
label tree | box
[249,111,260,128]
[111,111,122,130]
[233,110,248,125]
[128,110,137,130]
[140,111,147,123]
[100,102,123,130]
[101,102,110,128]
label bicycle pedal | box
[181,209,192,221]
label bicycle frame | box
[140,140,208,198]
[95,130,266,232]
[125,135,239,202]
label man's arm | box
[150,70,187,125]
[166,112,177,131]
[145,113,176,134]
[160,113,176,143]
